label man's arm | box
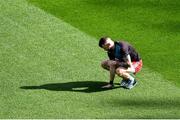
[125,54,135,73]
[121,42,135,73]
[109,65,116,84]
[109,60,117,84]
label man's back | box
[108,41,141,62]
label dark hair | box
[99,37,108,47]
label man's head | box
[99,37,114,51]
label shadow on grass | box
[20,81,120,93]
[111,98,180,109]
[115,99,180,118]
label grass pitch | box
[29,0,180,87]
[0,0,180,118]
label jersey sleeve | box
[120,41,130,62]
[121,42,129,56]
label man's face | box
[102,42,110,51]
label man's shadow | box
[20,81,120,93]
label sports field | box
[0,0,180,118]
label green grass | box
[28,0,180,87]
[0,0,180,118]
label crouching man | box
[99,37,143,89]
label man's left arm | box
[125,54,135,73]
[121,42,135,73]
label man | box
[99,37,143,89]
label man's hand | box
[101,84,114,89]
[126,67,135,73]
[126,54,135,73]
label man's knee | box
[101,60,109,69]
[109,60,117,67]
[101,60,118,70]
[116,68,124,76]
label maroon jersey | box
[107,41,141,62]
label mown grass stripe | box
[0,0,179,118]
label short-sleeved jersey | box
[107,41,141,62]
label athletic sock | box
[109,80,114,85]
[127,74,134,82]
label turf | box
[0,0,180,119]
[28,0,180,87]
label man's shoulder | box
[115,40,130,47]
[118,40,130,45]
[114,40,127,44]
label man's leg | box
[101,60,118,88]
[116,68,136,89]
[101,60,110,71]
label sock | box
[127,74,134,82]
[109,80,114,85]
